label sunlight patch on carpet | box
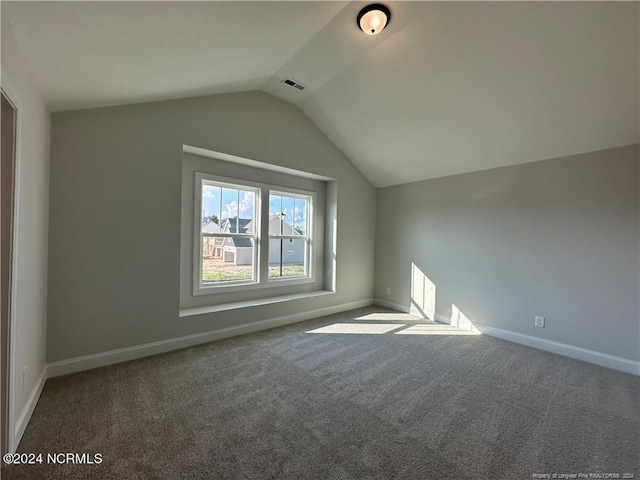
[355,313,423,322]
[395,324,481,336]
[306,323,406,334]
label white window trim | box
[193,172,317,297]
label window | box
[197,178,259,287]
[181,146,335,311]
[268,192,310,280]
[194,173,315,295]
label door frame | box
[1,81,22,455]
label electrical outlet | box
[22,367,28,389]
[534,316,545,328]
[385,287,391,295]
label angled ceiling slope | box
[2,1,638,187]
[1,1,346,111]
[276,1,639,187]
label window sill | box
[179,290,334,317]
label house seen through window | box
[197,174,312,292]
[268,191,309,279]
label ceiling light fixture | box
[357,4,391,36]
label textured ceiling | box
[2,1,638,187]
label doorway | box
[1,89,17,455]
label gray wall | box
[375,145,639,361]
[49,91,376,362]
[1,22,50,444]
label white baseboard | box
[47,298,374,378]
[434,313,639,376]
[374,298,410,313]
[12,366,47,452]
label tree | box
[203,214,219,225]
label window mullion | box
[268,235,307,240]
[204,233,254,239]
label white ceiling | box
[2,1,638,187]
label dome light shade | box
[357,4,391,36]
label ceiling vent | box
[282,77,307,91]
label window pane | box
[219,188,256,234]
[267,191,310,281]
[269,194,283,234]
[294,198,307,235]
[269,193,309,236]
[202,236,255,284]
[268,238,306,278]
[198,179,259,290]
[202,185,221,226]
[281,196,294,232]
[221,188,238,232]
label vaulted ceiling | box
[2,1,638,187]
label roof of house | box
[222,217,253,249]
[229,238,253,248]
[268,214,299,236]
[222,217,253,234]
[222,215,301,249]
[223,215,301,237]
[201,221,221,234]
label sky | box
[202,185,307,234]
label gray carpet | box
[3,306,639,479]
